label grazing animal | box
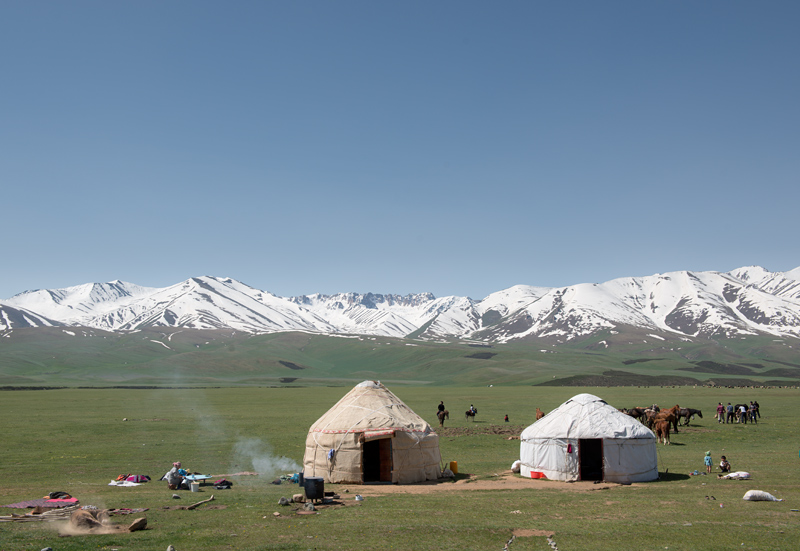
[536,408,545,420]
[465,409,477,421]
[678,408,703,426]
[624,407,647,422]
[656,405,681,433]
[654,420,671,445]
[437,409,449,427]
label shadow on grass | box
[657,471,691,481]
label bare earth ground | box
[337,471,626,496]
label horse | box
[437,410,449,427]
[654,420,671,445]
[536,408,545,420]
[678,408,703,426]
[623,407,647,422]
[465,408,477,421]
[649,404,680,434]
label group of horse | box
[620,404,703,445]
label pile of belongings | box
[213,479,233,490]
[116,474,151,483]
[109,474,150,487]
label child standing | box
[704,451,713,474]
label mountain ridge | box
[3,266,800,343]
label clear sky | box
[2,1,798,300]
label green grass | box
[2,328,800,387]
[1,385,799,550]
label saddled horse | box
[536,408,545,420]
[678,408,703,426]
[437,410,449,427]
[465,408,477,421]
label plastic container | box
[190,482,200,492]
[449,461,458,474]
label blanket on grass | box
[1,498,79,509]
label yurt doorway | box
[579,439,603,481]
[363,438,393,483]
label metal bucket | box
[304,477,324,501]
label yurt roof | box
[308,380,434,436]
[521,393,654,440]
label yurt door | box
[578,439,603,481]
[363,438,393,483]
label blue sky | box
[2,1,798,300]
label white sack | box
[743,490,783,501]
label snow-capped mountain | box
[0,303,62,330]
[2,267,800,342]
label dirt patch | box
[272,499,359,517]
[436,424,525,437]
[333,472,630,496]
[163,504,227,510]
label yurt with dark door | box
[519,393,658,483]
[303,380,442,484]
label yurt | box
[519,393,658,483]
[303,380,442,484]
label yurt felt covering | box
[519,393,658,483]
[303,381,442,484]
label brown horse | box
[437,410,449,427]
[654,420,671,445]
[536,408,545,420]
[624,407,647,422]
[465,409,477,421]
[651,404,681,434]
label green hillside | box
[1,327,798,387]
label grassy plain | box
[2,327,799,387]
[1,385,799,550]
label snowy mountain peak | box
[2,266,799,340]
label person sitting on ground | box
[719,455,731,473]
[164,461,186,490]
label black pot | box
[304,477,324,501]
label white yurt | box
[303,380,442,484]
[519,393,658,483]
